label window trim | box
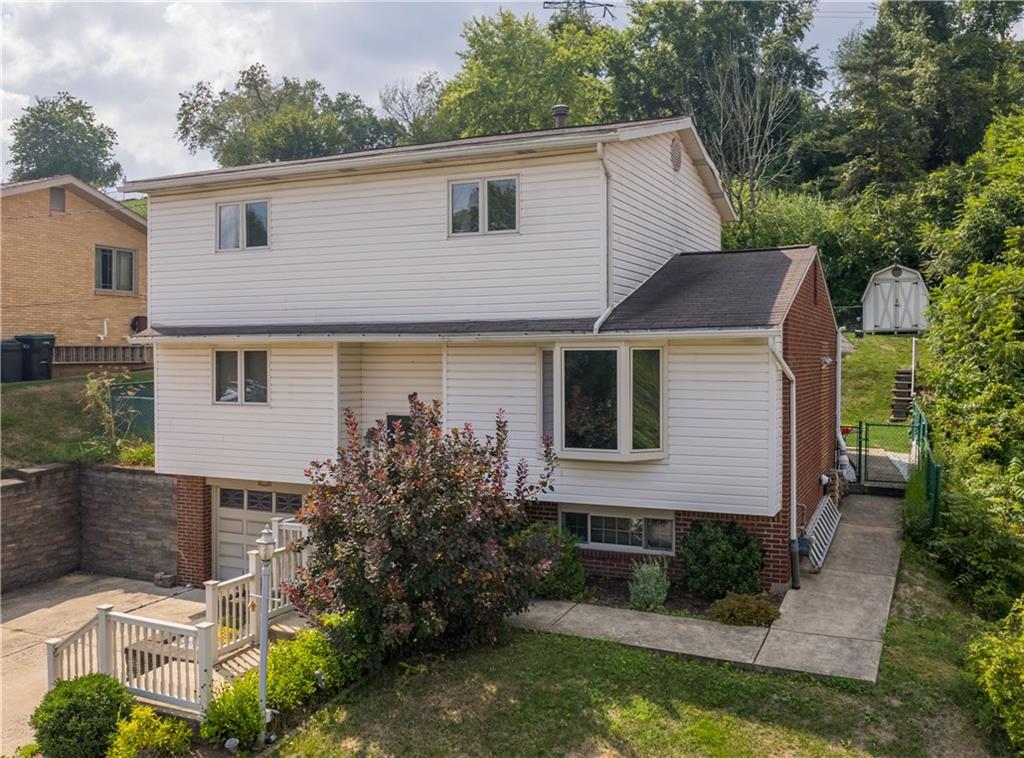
[216,199,271,252]
[94,245,137,295]
[212,348,271,405]
[552,342,667,462]
[447,175,520,237]
[558,505,675,555]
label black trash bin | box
[15,334,56,381]
[1,341,25,383]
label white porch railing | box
[204,517,309,660]
[43,517,309,714]
[45,605,215,713]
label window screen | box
[215,351,239,402]
[245,201,269,247]
[450,181,480,234]
[218,204,240,249]
[243,351,268,403]
[632,349,661,450]
[486,178,517,231]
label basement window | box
[560,508,674,554]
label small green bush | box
[515,523,586,599]
[628,561,670,611]
[319,611,375,676]
[707,593,781,627]
[29,673,132,758]
[967,599,1024,750]
[679,522,763,599]
[117,440,154,466]
[267,629,344,711]
[107,705,192,758]
[199,671,261,750]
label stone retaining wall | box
[0,463,176,591]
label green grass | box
[841,335,915,424]
[0,369,152,474]
[274,548,1010,757]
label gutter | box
[769,342,800,590]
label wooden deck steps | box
[890,367,913,421]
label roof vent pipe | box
[552,104,569,129]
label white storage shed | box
[861,264,928,333]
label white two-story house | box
[124,115,839,591]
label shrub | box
[628,561,670,611]
[29,673,132,758]
[286,395,557,654]
[117,440,154,466]
[319,611,375,676]
[107,705,192,758]
[514,523,585,599]
[967,599,1024,750]
[267,629,344,711]
[707,593,781,627]
[199,671,261,750]
[679,522,763,599]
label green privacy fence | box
[111,380,154,442]
[905,401,942,535]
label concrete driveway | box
[1,572,204,754]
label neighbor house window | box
[449,177,518,235]
[559,509,673,553]
[214,349,268,404]
[49,187,65,213]
[95,247,135,293]
[217,200,269,250]
[549,345,665,460]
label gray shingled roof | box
[143,246,817,339]
[599,246,818,332]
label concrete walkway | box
[510,494,901,683]
[1,573,206,754]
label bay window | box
[547,344,665,460]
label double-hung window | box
[95,247,136,293]
[217,200,269,251]
[449,177,518,235]
[214,349,268,404]
[543,345,665,461]
[560,509,674,553]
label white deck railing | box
[44,517,308,714]
[204,517,308,660]
[45,605,215,713]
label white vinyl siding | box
[147,154,605,325]
[154,343,337,483]
[337,343,443,437]
[606,134,722,302]
[445,339,778,516]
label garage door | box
[214,487,303,579]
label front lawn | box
[275,547,1008,757]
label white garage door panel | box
[214,486,305,579]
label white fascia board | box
[130,326,780,344]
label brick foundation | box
[175,476,211,585]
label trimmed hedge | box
[29,674,132,758]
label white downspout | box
[836,327,845,448]
[769,342,800,590]
[596,142,613,309]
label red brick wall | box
[175,476,211,585]
[782,255,838,534]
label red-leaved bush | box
[286,394,557,654]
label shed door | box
[214,487,302,579]
[893,280,919,331]
[872,281,895,331]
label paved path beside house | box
[510,494,902,683]
[1,573,206,754]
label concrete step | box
[269,610,307,642]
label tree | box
[436,11,611,137]
[287,395,558,653]
[7,93,122,186]
[176,63,400,166]
[609,1,823,218]
[379,72,454,145]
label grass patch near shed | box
[841,334,915,424]
[275,548,1010,757]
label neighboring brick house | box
[0,175,150,375]
[124,115,840,592]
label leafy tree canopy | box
[436,11,612,137]
[8,92,123,187]
[176,63,401,166]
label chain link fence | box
[905,401,942,536]
[111,380,154,442]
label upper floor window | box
[49,187,65,213]
[214,349,268,404]
[544,345,665,461]
[217,200,269,251]
[449,177,518,235]
[95,247,135,293]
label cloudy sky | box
[2,1,890,188]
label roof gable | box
[0,175,146,232]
